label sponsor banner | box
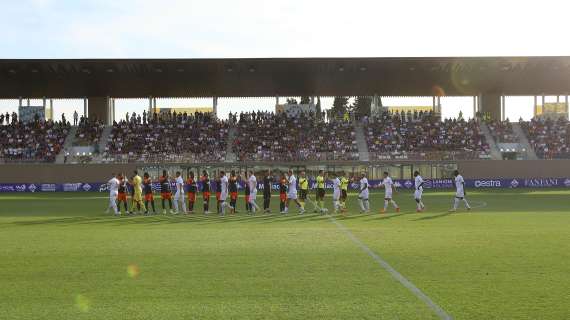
[1,178,570,193]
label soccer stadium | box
[1,2,570,320]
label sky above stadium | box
[1,0,569,58]
[0,0,568,120]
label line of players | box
[105,168,471,216]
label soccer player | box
[244,176,251,213]
[219,171,231,216]
[449,170,471,212]
[186,171,197,213]
[248,171,260,213]
[262,170,273,213]
[331,172,341,214]
[131,170,146,214]
[173,171,187,214]
[106,173,120,216]
[358,172,370,213]
[159,170,173,214]
[298,171,309,211]
[340,172,349,212]
[229,170,238,214]
[286,169,305,214]
[413,171,426,212]
[117,173,129,214]
[143,172,156,215]
[380,171,400,213]
[279,173,288,214]
[201,171,212,214]
[215,173,222,214]
[315,170,326,213]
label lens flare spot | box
[127,264,140,279]
[75,294,90,312]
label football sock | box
[364,200,370,211]
[391,200,399,209]
[463,199,471,209]
[453,198,459,209]
[358,199,365,211]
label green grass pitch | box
[0,189,569,319]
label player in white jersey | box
[331,173,341,214]
[285,169,305,214]
[413,171,426,212]
[450,170,471,212]
[248,171,261,213]
[218,171,231,216]
[380,172,400,213]
[358,172,370,213]
[106,173,120,215]
[173,171,187,214]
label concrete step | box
[479,122,503,160]
[224,126,237,162]
[55,126,77,164]
[511,123,538,160]
[353,119,370,161]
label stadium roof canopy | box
[1,57,570,98]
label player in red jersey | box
[201,171,211,214]
[143,172,156,215]
[186,171,197,214]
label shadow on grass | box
[412,211,454,221]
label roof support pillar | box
[480,93,501,120]
[18,97,22,107]
[49,99,54,121]
[213,96,218,117]
[83,98,88,118]
[501,95,506,121]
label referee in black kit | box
[263,169,273,213]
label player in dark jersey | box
[229,170,238,214]
[201,171,211,214]
[117,173,129,214]
[215,173,222,214]
[186,171,197,214]
[279,173,288,214]
[143,172,156,215]
[263,170,273,213]
[159,170,173,214]
[244,176,251,213]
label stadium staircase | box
[479,122,503,160]
[224,127,237,162]
[353,120,370,161]
[511,123,539,160]
[97,126,113,156]
[55,126,77,164]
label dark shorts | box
[317,188,325,199]
[341,190,347,200]
[117,193,127,201]
[300,189,307,200]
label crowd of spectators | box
[521,117,570,159]
[485,119,518,143]
[364,110,489,159]
[105,111,228,163]
[232,111,358,161]
[74,117,105,147]
[0,116,70,163]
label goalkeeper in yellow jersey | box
[131,170,146,214]
[339,172,349,213]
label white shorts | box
[384,191,393,200]
[287,191,297,200]
[174,191,184,201]
[456,190,465,198]
[110,191,118,201]
[414,189,423,199]
[333,190,340,201]
[249,190,257,202]
[359,190,369,200]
